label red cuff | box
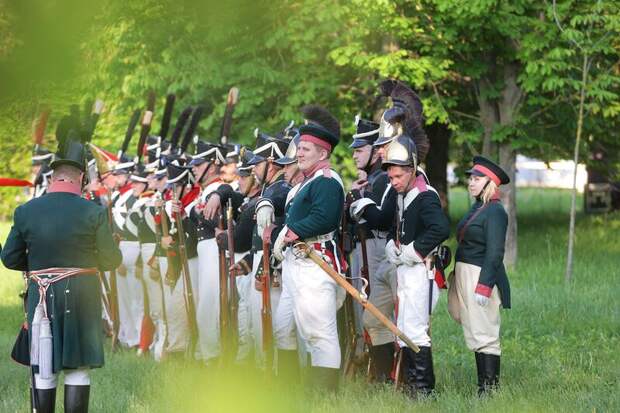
[284,229,299,243]
[475,283,492,297]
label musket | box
[97,270,113,333]
[219,87,239,145]
[261,225,275,375]
[218,213,230,362]
[171,190,198,356]
[137,258,155,356]
[294,242,419,353]
[226,200,239,357]
[340,211,367,377]
[340,208,359,379]
[152,191,169,359]
[106,191,121,352]
[136,92,156,164]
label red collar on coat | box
[48,181,82,196]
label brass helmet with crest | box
[373,80,429,167]
[381,135,418,171]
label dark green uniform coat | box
[285,172,344,239]
[1,189,122,372]
[455,199,511,308]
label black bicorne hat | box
[275,131,301,166]
[130,163,150,183]
[247,129,289,166]
[32,147,54,166]
[166,158,191,185]
[350,115,380,149]
[112,153,136,175]
[188,140,226,167]
[466,155,510,185]
[224,143,241,164]
[237,147,255,177]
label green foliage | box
[0,0,619,216]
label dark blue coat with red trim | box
[455,200,511,309]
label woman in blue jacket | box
[452,156,511,396]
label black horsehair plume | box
[159,94,176,140]
[121,109,141,157]
[181,105,205,154]
[379,79,429,162]
[170,106,193,153]
[300,104,340,139]
[136,91,156,163]
[82,99,105,144]
[55,108,81,155]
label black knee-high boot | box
[370,343,395,383]
[33,388,56,413]
[401,346,435,397]
[476,353,500,396]
[64,385,90,413]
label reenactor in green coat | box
[2,140,122,413]
[272,105,346,392]
[450,155,511,396]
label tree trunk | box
[499,143,517,268]
[476,79,499,158]
[565,54,589,282]
[425,122,450,212]
[476,60,524,269]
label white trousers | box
[248,251,282,367]
[118,240,143,347]
[140,242,164,328]
[236,267,252,362]
[351,238,398,346]
[396,263,439,348]
[196,238,221,361]
[158,257,190,353]
[454,262,501,355]
[274,255,297,351]
[285,247,345,369]
[35,368,90,389]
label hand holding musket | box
[293,242,420,353]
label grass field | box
[0,188,618,412]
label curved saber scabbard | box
[294,242,420,353]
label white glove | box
[400,242,424,266]
[255,203,274,238]
[474,293,489,307]
[273,225,288,262]
[385,239,402,265]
